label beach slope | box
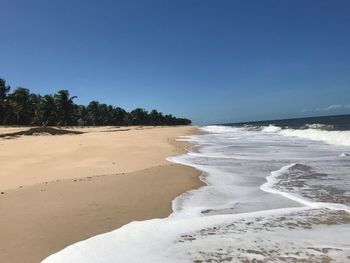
[0,126,202,263]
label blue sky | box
[1,0,350,124]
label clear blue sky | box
[1,0,350,124]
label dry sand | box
[0,126,203,263]
[0,126,197,190]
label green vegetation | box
[0,78,191,126]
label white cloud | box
[302,104,350,113]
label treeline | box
[0,78,191,126]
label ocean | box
[43,114,350,262]
[227,114,350,131]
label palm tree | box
[87,101,100,126]
[76,105,88,126]
[35,95,56,126]
[8,87,33,125]
[130,108,148,125]
[113,107,127,125]
[149,109,162,125]
[0,78,11,124]
[97,103,109,125]
[0,77,192,126]
[54,90,77,126]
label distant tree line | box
[0,78,191,126]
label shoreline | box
[41,125,350,263]
[0,126,204,263]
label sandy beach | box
[0,126,203,263]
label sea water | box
[42,115,350,262]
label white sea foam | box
[201,125,245,134]
[261,124,282,132]
[261,164,350,213]
[42,124,350,263]
[207,124,350,146]
[280,128,350,146]
[261,124,350,146]
[42,207,350,262]
[304,123,335,130]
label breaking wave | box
[261,124,350,146]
